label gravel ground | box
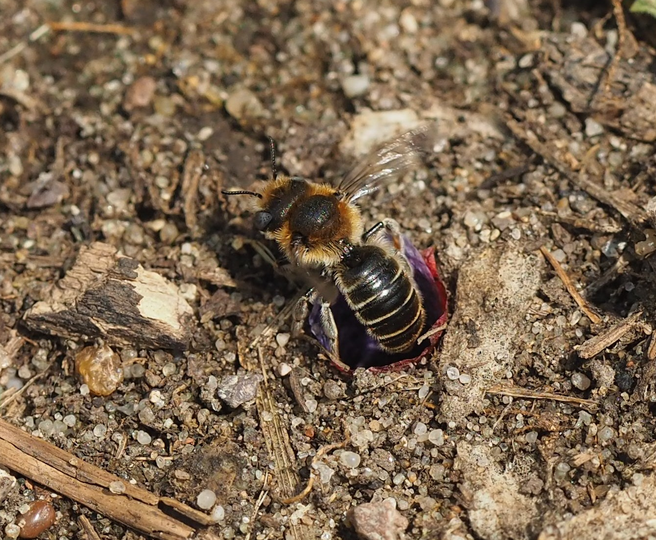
[1,1,656,539]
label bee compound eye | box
[254,211,273,230]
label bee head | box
[254,211,273,231]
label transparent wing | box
[336,124,434,203]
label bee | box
[222,126,433,354]
[332,219,426,354]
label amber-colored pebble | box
[75,345,124,396]
[18,500,56,538]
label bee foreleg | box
[291,289,312,338]
[318,301,338,341]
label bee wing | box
[337,124,434,203]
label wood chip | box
[577,311,644,359]
[23,243,195,350]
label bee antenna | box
[267,136,278,179]
[221,189,263,199]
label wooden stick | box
[505,117,647,228]
[539,246,602,325]
[47,21,136,35]
[486,385,598,410]
[577,311,644,359]
[0,418,201,540]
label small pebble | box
[162,362,177,376]
[109,481,126,494]
[339,451,361,469]
[446,366,460,380]
[323,379,344,400]
[554,461,571,482]
[428,429,444,446]
[159,222,179,244]
[278,363,292,377]
[275,333,290,347]
[458,373,471,385]
[211,505,225,522]
[197,489,217,510]
[75,345,124,396]
[585,118,604,138]
[225,88,264,120]
[197,126,214,141]
[571,372,591,391]
[38,419,54,436]
[525,431,538,444]
[136,430,152,445]
[347,498,408,540]
[598,426,615,443]
[414,422,427,436]
[123,76,157,111]
[341,74,370,98]
[217,371,264,408]
[305,399,318,413]
[93,424,107,438]
[18,500,56,539]
[5,523,20,539]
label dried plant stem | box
[539,246,601,325]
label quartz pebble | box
[571,372,591,391]
[347,498,408,540]
[341,74,370,98]
[275,333,290,347]
[339,451,361,469]
[197,489,217,510]
[18,500,56,539]
[598,426,615,443]
[75,345,124,396]
[0,469,17,504]
[109,481,126,494]
[323,380,344,400]
[5,523,20,538]
[585,118,604,138]
[217,371,264,408]
[211,505,225,522]
[428,429,444,446]
[136,430,152,445]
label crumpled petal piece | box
[309,233,448,373]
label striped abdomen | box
[335,245,425,353]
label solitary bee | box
[222,126,433,354]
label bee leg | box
[318,301,338,341]
[362,221,386,243]
[291,289,311,338]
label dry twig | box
[577,311,644,359]
[0,418,206,540]
[539,246,602,325]
[47,21,136,35]
[505,117,647,228]
[487,385,598,411]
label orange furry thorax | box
[257,175,364,268]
